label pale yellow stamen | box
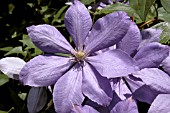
[75,51,85,60]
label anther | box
[75,51,85,60]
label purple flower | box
[161,50,170,75]
[19,1,137,112]
[71,105,99,113]
[110,97,138,113]
[88,0,113,11]
[148,94,170,113]
[92,26,168,112]
[115,26,169,104]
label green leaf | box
[19,34,35,48]
[161,0,170,13]
[0,110,8,113]
[129,0,156,21]
[40,6,48,14]
[0,107,14,113]
[27,87,47,113]
[4,46,27,57]
[52,6,68,24]
[98,2,136,16]
[8,3,15,14]
[27,3,34,8]
[152,22,170,44]
[20,34,43,56]
[0,47,13,51]
[0,73,9,86]
[81,0,94,5]
[145,5,157,21]
[18,93,27,100]
[11,32,17,38]
[158,7,170,23]
[9,88,25,113]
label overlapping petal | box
[53,64,84,113]
[64,1,92,50]
[71,105,99,113]
[93,67,113,98]
[133,68,170,93]
[19,55,73,86]
[134,42,169,69]
[132,85,159,104]
[161,52,170,75]
[82,63,111,106]
[112,78,132,100]
[124,75,144,92]
[87,49,138,78]
[138,28,162,49]
[27,24,73,53]
[148,94,170,113]
[117,22,142,56]
[84,11,131,53]
[110,97,138,113]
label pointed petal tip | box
[26,25,36,33]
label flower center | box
[75,51,85,61]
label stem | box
[92,14,96,25]
[139,18,164,28]
[153,3,158,19]
[139,18,156,28]
[131,14,135,22]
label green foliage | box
[4,46,27,57]
[27,87,47,113]
[0,47,13,51]
[52,5,68,25]
[161,0,170,13]
[19,34,43,57]
[81,0,95,5]
[129,0,156,21]
[152,22,170,44]
[0,73,9,86]
[97,2,136,16]
[158,7,170,23]
[9,88,26,113]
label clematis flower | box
[88,0,113,11]
[83,18,169,113]
[19,0,138,112]
[91,26,169,113]
[71,105,99,113]
[114,26,169,104]
[147,94,170,113]
[161,51,170,75]
[110,97,138,113]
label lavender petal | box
[27,24,73,53]
[84,11,131,53]
[82,63,111,106]
[19,55,73,86]
[117,22,142,56]
[134,42,169,69]
[53,64,84,113]
[87,49,138,78]
[64,1,92,50]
